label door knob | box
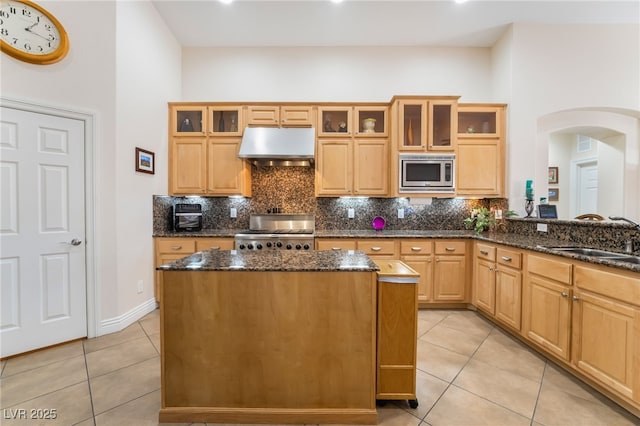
[68,238,82,246]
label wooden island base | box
[160,269,378,424]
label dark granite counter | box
[157,248,378,272]
[153,229,241,238]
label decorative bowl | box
[372,216,386,231]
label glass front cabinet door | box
[209,106,244,136]
[457,106,500,138]
[397,100,427,150]
[429,100,457,151]
[171,106,206,136]
[354,106,388,137]
[317,107,353,137]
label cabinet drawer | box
[156,238,196,254]
[497,248,522,269]
[196,238,234,251]
[316,239,357,251]
[575,265,640,307]
[476,243,496,261]
[400,240,433,255]
[435,240,466,255]
[528,254,572,283]
[357,240,397,256]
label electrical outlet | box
[537,223,548,233]
[398,208,405,219]
[137,280,143,294]
[348,208,355,219]
[471,208,480,218]
[495,209,503,220]
[230,208,237,218]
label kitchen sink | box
[543,246,640,265]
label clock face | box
[0,0,69,64]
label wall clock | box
[0,0,69,65]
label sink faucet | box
[609,216,640,230]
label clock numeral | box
[21,8,31,17]
[9,6,16,15]
[11,37,17,45]
[0,28,8,36]
[0,10,9,18]
[23,42,31,51]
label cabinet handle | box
[445,247,456,252]
[211,246,220,250]
[371,247,382,252]
[331,247,342,251]
[561,292,568,298]
[171,246,182,250]
[480,250,489,255]
[411,247,423,252]
[572,295,580,301]
[501,256,512,262]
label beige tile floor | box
[1,309,638,426]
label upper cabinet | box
[317,106,353,137]
[171,105,207,136]
[394,97,457,152]
[246,105,314,127]
[209,106,243,137]
[457,106,502,137]
[354,106,389,137]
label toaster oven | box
[173,204,203,232]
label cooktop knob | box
[295,244,302,250]
[276,241,283,248]
[286,244,292,250]
[256,243,263,250]
[247,244,254,250]
[303,244,310,250]
[266,242,272,248]
[239,244,246,250]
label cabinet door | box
[458,106,501,137]
[316,140,352,195]
[474,258,495,314]
[353,139,388,196]
[401,255,433,302]
[495,266,522,331]
[428,100,456,151]
[246,105,280,126]
[317,107,352,137]
[433,255,466,301]
[171,105,206,136]
[155,238,196,303]
[397,100,427,151]
[209,106,243,136]
[354,106,388,137]
[524,275,572,361]
[280,106,313,127]
[169,138,207,195]
[456,141,502,196]
[572,290,636,400]
[207,139,251,196]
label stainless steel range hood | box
[238,127,315,167]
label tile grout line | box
[82,341,98,426]
[529,361,547,426]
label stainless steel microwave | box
[399,154,455,193]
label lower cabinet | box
[400,240,433,303]
[433,241,468,302]
[154,237,234,302]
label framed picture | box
[548,187,559,202]
[135,147,155,174]
[548,166,559,184]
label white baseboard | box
[97,298,158,336]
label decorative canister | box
[362,118,376,133]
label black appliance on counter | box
[173,204,203,232]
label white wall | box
[1,1,181,334]
[115,2,181,322]
[506,23,640,216]
[182,46,493,102]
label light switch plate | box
[537,223,548,232]
[230,208,237,218]
[348,208,355,219]
[398,208,405,219]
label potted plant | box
[464,207,495,234]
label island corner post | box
[158,268,378,424]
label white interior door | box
[1,106,87,358]
[577,162,598,216]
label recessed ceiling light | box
[331,0,344,3]
[454,0,469,3]
[219,0,234,4]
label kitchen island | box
[156,249,379,424]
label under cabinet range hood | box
[238,127,316,167]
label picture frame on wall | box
[135,147,155,174]
[548,188,559,202]
[548,166,559,184]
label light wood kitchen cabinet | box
[196,237,234,251]
[572,264,640,404]
[494,247,523,330]
[315,239,357,251]
[317,106,353,136]
[523,253,573,361]
[154,238,197,303]
[208,106,243,136]
[170,105,207,136]
[400,240,434,303]
[169,138,208,195]
[456,104,506,197]
[433,240,468,301]
[473,243,497,314]
[394,97,457,152]
[354,106,389,137]
[246,105,313,127]
[207,138,251,196]
[316,138,389,196]
[357,239,398,259]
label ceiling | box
[151,0,639,48]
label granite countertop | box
[154,229,640,272]
[157,249,379,272]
